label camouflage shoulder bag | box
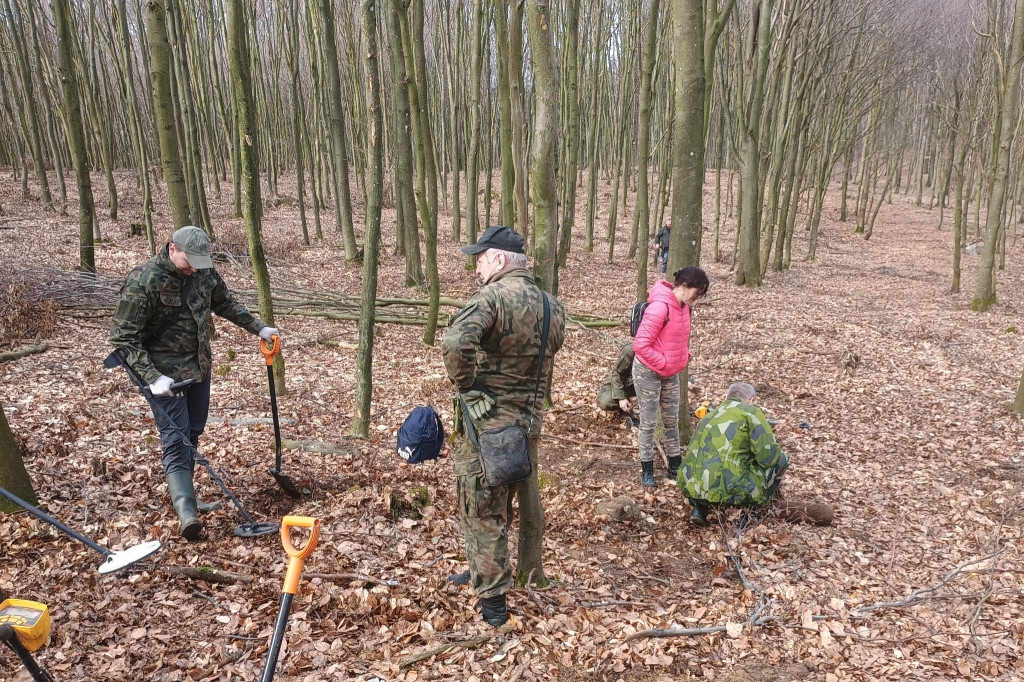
[461,293,551,487]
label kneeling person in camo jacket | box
[678,382,789,526]
[109,226,280,541]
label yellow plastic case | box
[0,599,50,652]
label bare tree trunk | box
[321,0,360,262]
[54,0,96,273]
[973,0,1024,311]
[0,402,37,513]
[518,0,561,588]
[632,0,662,301]
[147,0,190,229]
[352,0,385,438]
[226,0,285,393]
[4,0,52,209]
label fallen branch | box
[0,343,48,363]
[207,416,297,426]
[542,432,634,450]
[400,626,511,669]
[579,600,652,608]
[163,566,255,584]
[851,550,1005,617]
[282,438,349,455]
[304,572,400,587]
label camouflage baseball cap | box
[171,226,214,269]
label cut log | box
[776,498,833,526]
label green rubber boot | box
[166,471,203,541]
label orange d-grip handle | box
[260,335,281,366]
[281,515,320,595]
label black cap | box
[460,225,526,255]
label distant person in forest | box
[633,266,709,488]
[653,225,671,273]
[441,226,566,627]
[109,226,279,541]
[596,341,637,427]
[678,382,789,527]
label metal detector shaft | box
[193,454,257,525]
[0,486,110,558]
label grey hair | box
[484,247,527,268]
[726,382,756,402]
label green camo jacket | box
[678,398,788,506]
[109,245,265,384]
[441,267,566,438]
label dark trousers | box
[143,376,211,475]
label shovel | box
[0,486,161,574]
[260,335,304,498]
[260,515,320,682]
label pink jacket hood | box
[633,280,691,377]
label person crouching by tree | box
[441,226,566,627]
[109,226,280,541]
[678,382,789,526]
[632,266,709,489]
[597,341,637,428]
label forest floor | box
[1,169,1022,682]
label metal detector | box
[0,486,161,574]
[193,454,278,537]
[0,598,55,682]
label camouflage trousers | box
[596,384,632,413]
[632,358,680,463]
[452,435,539,598]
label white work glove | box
[258,326,279,342]
[149,375,175,397]
[463,390,496,421]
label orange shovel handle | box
[280,515,320,595]
[260,335,281,366]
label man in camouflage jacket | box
[441,226,565,627]
[109,226,279,541]
[596,341,636,422]
[678,382,788,526]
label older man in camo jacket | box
[441,226,566,627]
[679,382,789,526]
[109,226,279,541]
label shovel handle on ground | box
[260,335,281,365]
[281,515,320,593]
[260,516,320,682]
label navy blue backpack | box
[397,406,445,463]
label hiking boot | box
[666,455,682,480]
[690,501,710,527]
[625,416,635,430]
[641,461,656,489]
[166,471,203,541]
[448,570,471,586]
[479,594,508,627]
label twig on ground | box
[543,432,634,450]
[304,572,399,587]
[0,343,49,363]
[399,627,511,669]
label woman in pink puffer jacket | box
[632,266,709,489]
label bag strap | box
[526,293,551,432]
